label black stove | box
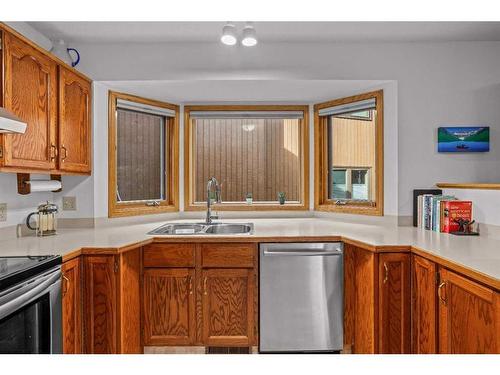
[0,255,62,291]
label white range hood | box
[0,107,27,134]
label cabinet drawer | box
[201,243,255,268]
[143,243,196,268]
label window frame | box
[314,90,384,216]
[108,91,179,217]
[184,105,310,211]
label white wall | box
[4,22,52,51]
[442,189,500,227]
[2,35,499,225]
[90,81,399,218]
[72,41,500,217]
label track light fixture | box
[220,22,258,47]
[241,24,258,47]
[220,23,237,46]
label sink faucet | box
[206,177,222,224]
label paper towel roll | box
[27,180,62,192]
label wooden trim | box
[108,91,180,218]
[436,183,500,190]
[314,90,384,216]
[59,234,499,291]
[0,22,91,83]
[183,105,310,211]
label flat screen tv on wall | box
[437,126,490,152]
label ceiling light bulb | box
[241,25,257,47]
[242,124,255,132]
[221,23,237,46]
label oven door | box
[0,266,62,354]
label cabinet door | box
[438,268,500,354]
[202,269,254,347]
[83,255,117,354]
[2,32,57,170]
[411,255,437,354]
[347,245,378,354]
[143,268,196,346]
[378,253,411,353]
[62,257,82,354]
[58,66,91,173]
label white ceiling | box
[28,22,500,44]
[100,80,389,103]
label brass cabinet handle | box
[50,144,58,161]
[438,281,447,305]
[383,262,389,284]
[188,276,193,295]
[61,145,68,162]
[62,273,70,297]
[203,277,208,295]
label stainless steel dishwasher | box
[259,242,343,353]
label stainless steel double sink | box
[147,222,254,235]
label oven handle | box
[262,250,342,256]
[0,269,61,321]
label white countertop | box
[0,218,499,284]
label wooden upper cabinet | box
[143,268,196,346]
[411,255,437,354]
[378,252,411,354]
[438,268,500,354]
[58,66,91,173]
[202,268,255,347]
[62,257,82,354]
[2,32,57,170]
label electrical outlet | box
[0,203,7,222]
[62,196,77,211]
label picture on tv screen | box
[437,126,490,152]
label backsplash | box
[0,173,94,229]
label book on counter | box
[417,193,467,232]
[431,195,456,231]
[413,189,442,227]
[440,200,473,233]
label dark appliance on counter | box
[0,255,62,354]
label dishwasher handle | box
[262,249,342,256]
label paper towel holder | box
[17,173,63,195]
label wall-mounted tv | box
[438,126,490,152]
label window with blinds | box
[116,108,166,202]
[108,92,179,217]
[185,106,309,210]
[314,90,384,216]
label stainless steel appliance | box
[0,255,62,354]
[259,242,343,353]
[26,202,59,237]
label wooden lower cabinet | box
[83,255,117,354]
[202,268,255,346]
[438,268,500,354]
[143,268,196,345]
[141,242,257,349]
[344,245,410,354]
[344,244,378,353]
[378,252,411,354]
[82,249,141,354]
[411,254,438,354]
[62,257,82,354]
